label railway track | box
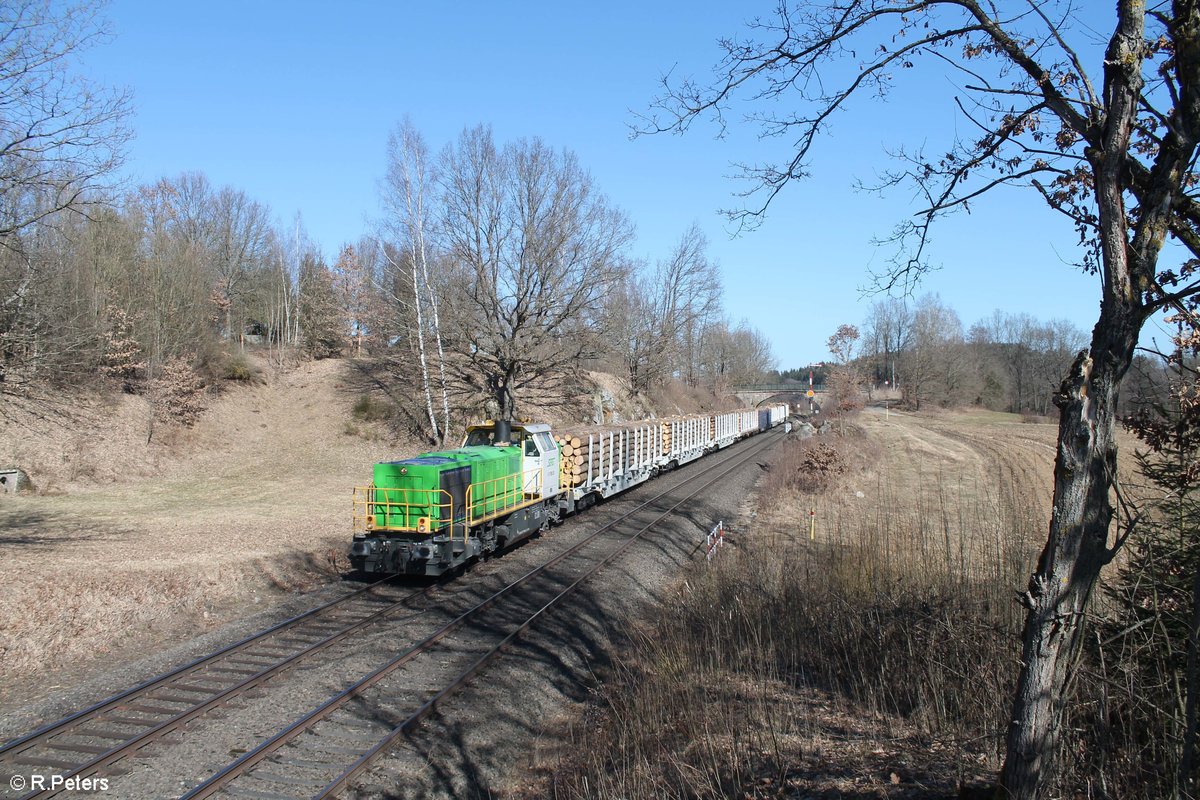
[183,430,781,800]
[0,578,438,800]
[2,428,782,799]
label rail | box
[182,427,784,800]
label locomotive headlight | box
[417,517,429,533]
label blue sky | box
[82,1,1174,368]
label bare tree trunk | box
[409,262,440,445]
[1000,328,1134,796]
[414,236,450,447]
[1001,12,1147,784]
[421,275,448,436]
[384,120,448,446]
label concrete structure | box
[732,384,826,410]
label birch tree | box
[381,119,450,445]
[643,3,1200,796]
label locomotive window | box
[524,437,539,456]
[464,430,494,446]
[536,432,555,453]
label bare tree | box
[826,323,859,365]
[380,119,451,444]
[863,298,911,389]
[898,294,963,410]
[654,223,722,385]
[123,180,211,374]
[696,318,774,390]
[439,126,633,422]
[0,0,130,244]
[642,4,1200,794]
[607,224,722,393]
[210,187,271,342]
[0,0,130,390]
[604,264,662,393]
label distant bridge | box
[733,384,826,408]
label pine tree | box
[1107,317,1200,797]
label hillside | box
[0,356,729,701]
[0,358,405,698]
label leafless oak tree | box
[642,2,1200,796]
[439,126,633,422]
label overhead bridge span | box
[732,384,825,408]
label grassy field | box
[538,406,1097,799]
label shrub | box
[222,353,256,382]
[153,355,206,427]
[351,394,393,422]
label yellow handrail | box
[465,472,527,525]
[352,485,455,535]
[353,468,548,541]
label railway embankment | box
[0,360,782,799]
[0,355,735,722]
[1,395,1099,798]
[529,407,1069,799]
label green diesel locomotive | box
[349,420,562,576]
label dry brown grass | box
[0,356,413,698]
[539,406,1069,799]
[0,356,687,703]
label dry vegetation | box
[535,407,1081,798]
[0,355,737,707]
[0,357,408,700]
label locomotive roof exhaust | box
[494,419,512,445]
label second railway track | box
[0,578,440,800]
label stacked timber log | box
[553,422,659,488]
[553,432,586,488]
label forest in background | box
[1,125,774,442]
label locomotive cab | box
[463,421,560,500]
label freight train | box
[349,405,789,576]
